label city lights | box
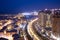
[0,9,60,40]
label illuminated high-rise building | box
[52,10,60,37]
[38,11,47,27]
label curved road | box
[27,18,42,40]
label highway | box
[23,22,33,40]
[27,18,42,40]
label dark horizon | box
[0,0,60,14]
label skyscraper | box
[38,11,47,27]
[52,10,60,37]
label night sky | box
[0,0,60,14]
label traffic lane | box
[27,18,41,40]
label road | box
[23,22,33,40]
[27,18,42,40]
